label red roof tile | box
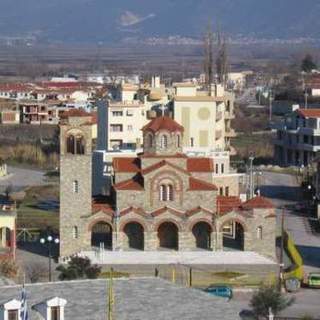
[186,206,214,216]
[112,157,141,173]
[217,196,242,214]
[139,153,187,158]
[297,109,320,118]
[142,116,184,133]
[60,108,91,118]
[92,197,114,215]
[113,176,144,191]
[241,196,274,209]
[188,177,217,191]
[120,207,146,217]
[141,160,190,176]
[187,158,214,172]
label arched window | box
[146,134,153,148]
[160,185,167,201]
[73,180,79,193]
[161,135,168,149]
[76,136,85,154]
[177,135,181,148]
[257,226,263,240]
[72,226,79,239]
[167,185,174,201]
[66,135,75,154]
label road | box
[260,171,320,273]
[0,165,47,193]
[260,171,320,318]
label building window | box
[112,111,123,117]
[72,226,78,239]
[160,185,167,201]
[215,164,219,174]
[51,306,61,320]
[73,180,79,193]
[127,125,133,131]
[257,226,263,240]
[177,135,181,148]
[219,187,223,196]
[190,137,194,147]
[8,310,19,320]
[167,185,174,201]
[146,134,153,148]
[225,186,229,197]
[126,110,134,116]
[161,135,168,149]
[221,163,224,174]
[110,124,123,132]
[66,135,85,155]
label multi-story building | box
[274,108,320,166]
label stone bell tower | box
[59,113,93,258]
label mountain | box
[0,0,319,44]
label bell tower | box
[59,114,93,258]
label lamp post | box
[40,235,59,282]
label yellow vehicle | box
[307,273,320,288]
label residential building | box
[0,196,16,260]
[274,108,320,166]
[59,114,275,260]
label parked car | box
[204,285,233,299]
[307,273,320,288]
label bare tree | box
[203,23,214,95]
[26,263,48,283]
[216,29,229,87]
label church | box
[59,113,276,260]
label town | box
[0,3,320,320]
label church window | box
[167,185,174,201]
[146,134,153,148]
[66,134,85,155]
[73,180,79,193]
[72,226,79,239]
[257,226,263,240]
[177,135,181,148]
[66,135,75,154]
[160,185,167,201]
[161,135,168,149]
[190,137,194,147]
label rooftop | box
[0,278,250,320]
[142,116,184,133]
[297,108,320,118]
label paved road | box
[260,171,320,274]
[0,165,47,193]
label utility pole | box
[279,207,285,292]
[269,89,273,122]
[249,156,255,199]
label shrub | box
[250,285,294,319]
[56,256,101,281]
[0,258,18,278]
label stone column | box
[144,232,157,251]
[215,231,223,251]
[0,228,5,247]
[178,232,193,251]
[10,229,16,258]
[211,231,217,251]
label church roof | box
[188,177,217,191]
[113,157,141,173]
[141,160,190,176]
[142,116,184,133]
[241,196,274,209]
[113,175,144,191]
[217,196,242,214]
[187,158,214,172]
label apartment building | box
[173,82,236,152]
[274,108,320,166]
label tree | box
[56,256,101,281]
[203,23,214,94]
[250,285,294,319]
[216,32,229,87]
[301,54,317,73]
[26,262,48,283]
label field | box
[17,184,59,234]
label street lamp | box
[40,235,59,282]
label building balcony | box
[225,111,235,120]
[225,129,237,138]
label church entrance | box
[123,222,144,250]
[192,222,212,250]
[91,222,113,250]
[221,221,245,251]
[157,222,178,250]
